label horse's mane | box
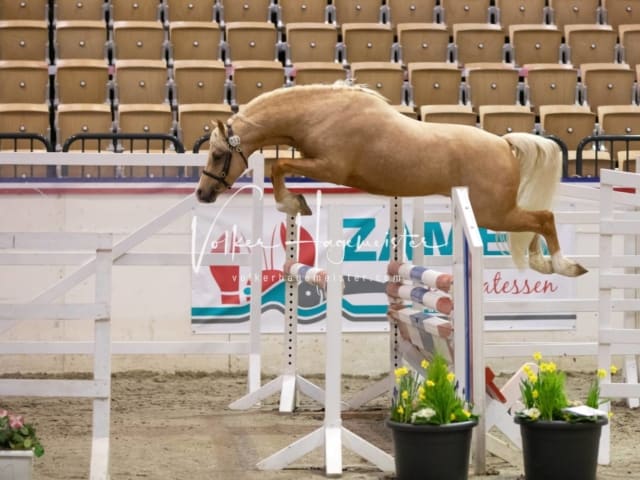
[232,82,389,127]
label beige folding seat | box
[539,104,603,176]
[111,20,167,61]
[216,0,273,25]
[581,63,635,112]
[55,59,110,104]
[465,62,520,112]
[564,24,617,68]
[284,22,339,65]
[169,21,222,62]
[0,20,48,61]
[55,103,114,177]
[523,63,579,114]
[230,60,285,106]
[618,25,640,75]
[340,23,394,64]
[453,23,505,66]
[1,0,48,20]
[172,60,228,105]
[110,0,161,22]
[163,0,216,23]
[548,0,600,30]
[601,0,640,30]
[332,0,383,25]
[53,0,106,21]
[54,20,109,60]
[494,0,546,31]
[439,0,491,33]
[277,0,329,25]
[420,104,477,126]
[397,23,450,65]
[385,0,438,30]
[224,22,278,63]
[292,62,346,85]
[116,103,177,177]
[509,24,562,67]
[597,105,640,172]
[113,59,170,105]
[0,104,50,177]
[178,104,233,163]
[0,60,49,103]
[479,105,535,136]
[408,62,463,107]
[350,61,411,112]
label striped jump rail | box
[283,260,328,290]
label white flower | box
[411,408,436,423]
[522,407,541,420]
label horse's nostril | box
[196,188,203,197]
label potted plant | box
[386,352,478,480]
[514,353,613,480]
[0,409,44,480]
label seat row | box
[2,0,639,32]
[3,18,640,73]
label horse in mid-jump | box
[196,83,587,277]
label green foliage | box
[390,352,478,425]
[0,410,45,457]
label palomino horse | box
[196,83,587,277]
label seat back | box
[54,0,106,21]
[169,21,222,62]
[231,60,285,105]
[548,0,600,30]
[110,0,161,22]
[114,59,170,104]
[602,0,640,30]
[54,20,109,60]
[598,105,640,171]
[350,61,406,105]
[0,20,49,61]
[164,0,216,23]
[217,0,273,24]
[523,63,578,113]
[55,59,110,104]
[453,23,505,66]
[385,0,438,29]
[112,21,167,61]
[618,25,640,74]
[292,61,346,85]
[225,21,278,63]
[332,0,383,25]
[581,63,635,112]
[278,0,328,24]
[439,0,491,32]
[0,60,49,103]
[397,23,450,64]
[420,104,477,126]
[479,105,535,135]
[0,103,50,177]
[173,60,228,105]
[341,23,394,64]
[408,61,462,107]
[509,25,562,66]
[285,23,339,64]
[178,103,233,155]
[564,24,618,67]
[1,0,48,20]
[494,0,546,31]
[465,62,520,111]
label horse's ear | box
[216,119,227,138]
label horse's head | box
[196,120,248,203]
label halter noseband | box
[201,124,249,189]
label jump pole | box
[257,204,394,475]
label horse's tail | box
[502,133,562,269]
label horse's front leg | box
[271,159,312,216]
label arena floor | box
[3,371,639,480]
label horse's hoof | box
[296,194,312,216]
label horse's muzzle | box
[196,187,217,203]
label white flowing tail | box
[502,133,563,269]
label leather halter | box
[201,125,249,189]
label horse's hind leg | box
[503,208,588,277]
[528,235,554,274]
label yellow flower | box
[533,352,542,362]
[421,359,430,369]
[532,389,539,399]
[417,386,425,396]
[462,409,471,418]
[447,372,456,383]
[539,363,548,373]
[426,380,435,388]
[401,390,409,400]
[597,368,607,379]
[610,365,618,375]
[608,411,614,419]
[394,366,409,381]
[523,365,532,375]
[397,406,404,414]
[528,374,538,383]
[547,362,557,373]
[450,413,456,421]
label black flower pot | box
[515,416,608,480]
[386,418,477,480]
